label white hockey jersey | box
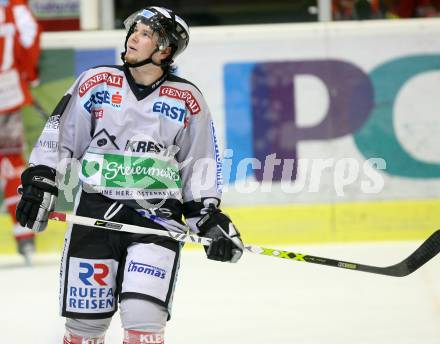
[30,65,223,221]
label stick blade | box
[391,230,440,277]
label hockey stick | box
[48,211,440,277]
[31,99,50,120]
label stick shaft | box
[49,211,211,246]
[32,99,49,120]
[48,212,440,277]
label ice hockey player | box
[15,6,244,344]
[0,0,41,264]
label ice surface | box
[1,241,440,344]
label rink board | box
[0,198,438,254]
[2,21,438,256]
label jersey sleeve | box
[29,73,93,170]
[12,3,41,85]
[174,91,223,223]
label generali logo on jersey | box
[159,86,201,114]
[79,72,124,97]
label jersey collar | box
[123,64,168,100]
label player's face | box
[125,22,160,64]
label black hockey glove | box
[16,165,58,232]
[196,205,244,263]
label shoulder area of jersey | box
[166,74,202,93]
[160,75,206,116]
[76,65,125,97]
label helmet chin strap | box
[121,47,163,68]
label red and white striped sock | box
[123,329,164,344]
[63,330,105,344]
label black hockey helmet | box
[121,6,190,68]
